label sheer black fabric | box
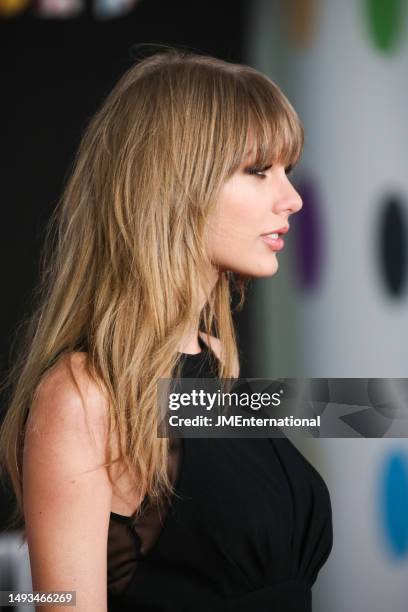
[108,435,183,596]
[107,336,333,610]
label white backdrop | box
[245,1,408,610]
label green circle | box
[366,0,405,53]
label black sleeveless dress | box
[107,337,333,611]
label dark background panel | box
[0,0,253,526]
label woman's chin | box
[240,257,279,278]
[221,254,279,278]
[255,254,279,277]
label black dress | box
[107,336,333,611]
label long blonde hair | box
[0,47,304,535]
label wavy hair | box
[0,47,304,536]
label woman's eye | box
[246,164,294,178]
[247,164,272,178]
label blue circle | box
[380,450,408,558]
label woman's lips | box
[260,234,285,251]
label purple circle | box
[292,177,324,291]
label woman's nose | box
[290,189,303,215]
[274,181,303,216]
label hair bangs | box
[242,74,304,172]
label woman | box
[0,48,332,610]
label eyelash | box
[247,164,293,178]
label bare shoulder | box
[35,351,108,409]
[26,351,110,471]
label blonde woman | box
[0,48,332,611]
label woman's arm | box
[23,353,112,612]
